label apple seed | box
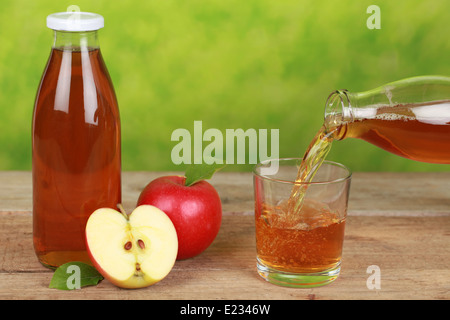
[124,241,132,250]
[137,239,145,249]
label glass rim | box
[253,158,352,186]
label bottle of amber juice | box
[323,76,450,163]
[32,9,121,268]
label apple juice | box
[32,24,121,268]
[333,100,450,164]
[256,199,345,273]
[287,125,335,215]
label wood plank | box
[0,171,449,300]
[2,171,450,215]
[0,211,448,299]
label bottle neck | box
[52,30,99,51]
[324,89,354,140]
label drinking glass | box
[253,158,351,287]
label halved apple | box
[85,204,178,289]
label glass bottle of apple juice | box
[289,76,450,214]
[324,75,450,163]
[32,8,121,269]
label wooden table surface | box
[1,171,449,300]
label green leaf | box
[49,261,103,290]
[184,160,227,187]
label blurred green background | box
[1,0,449,172]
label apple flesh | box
[137,175,222,260]
[85,205,178,289]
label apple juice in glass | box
[254,159,351,287]
[32,9,121,268]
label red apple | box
[137,175,222,260]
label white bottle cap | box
[47,5,104,31]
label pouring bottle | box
[324,75,450,163]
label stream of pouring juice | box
[32,48,121,268]
[287,125,336,215]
